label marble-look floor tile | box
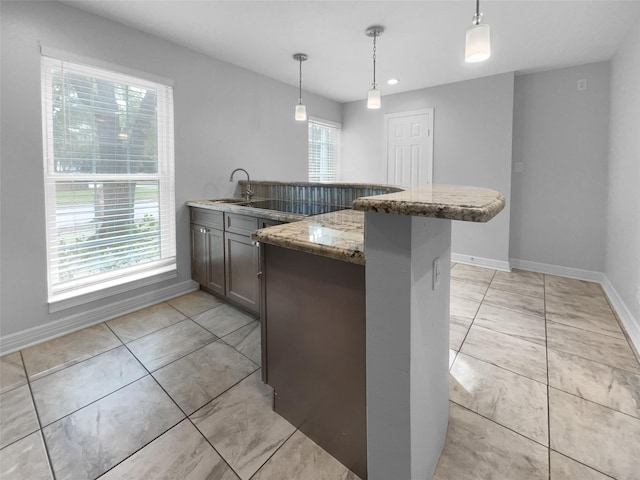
[251,429,359,480]
[450,296,481,321]
[21,323,121,380]
[449,349,457,369]
[43,375,184,480]
[126,319,216,371]
[31,345,147,426]
[483,287,545,318]
[490,276,545,299]
[167,290,223,317]
[545,275,604,298]
[450,353,548,444]
[0,352,26,394]
[0,384,40,449]
[547,322,640,373]
[545,293,624,339]
[451,264,495,286]
[222,321,261,365]
[0,431,53,480]
[99,420,239,480]
[191,371,296,480]
[548,348,640,418]
[549,387,640,479]
[433,402,548,480]
[450,315,472,351]
[449,279,488,303]
[193,304,257,337]
[494,269,544,286]
[461,325,547,383]
[473,303,546,346]
[107,303,186,343]
[154,340,258,416]
[550,451,613,479]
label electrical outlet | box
[577,79,588,91]
[515,162,524,173]
[433,257,441,290]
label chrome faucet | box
[229,168,254,200]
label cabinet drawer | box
[225,213,258,235]
[191,208,223,229]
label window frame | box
[308,117,341,183]
[41,55,176,311]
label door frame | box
[384,108,434,186]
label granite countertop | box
[352,184,505,222]
[190,183,505,265]
[186,198,307,223]
[252,210,366,265]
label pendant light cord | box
[298,58,303,104]
[473,0,482,25]
[372,32,377,89]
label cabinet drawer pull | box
[257,271,263,279]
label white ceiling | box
[62,0,640,103]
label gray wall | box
[606,21,640,324]
[510,63,611,271]
[0,1,340,339]
[341,73,515,266]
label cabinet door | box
[206,228,225,296]
[225,231,260,314]
[191,223,208,286]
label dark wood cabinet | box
[190,208,265,315]
[225,231,260,313]
[261,244,367,479]
[190,210,225,296]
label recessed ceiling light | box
[387,78,399,85]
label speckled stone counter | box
[186,198,307,224]
[252,210,365,265]
[253,184,505,265]
[352,184,505,222]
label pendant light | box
[366,26,384,109]
[293,53,308,121]
[465,0,491,63]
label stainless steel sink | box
[208,198,248,204]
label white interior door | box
[385,109,434,187]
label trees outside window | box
[41,57,175,303]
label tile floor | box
[1,265,639,479]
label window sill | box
[48,266,177,313]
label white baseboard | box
[509,258,605,283]
[601,276,640,356]
[0,280,199,354]
[510,258,638,353]
[451,253,511,272]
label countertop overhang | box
[352,184,505,222]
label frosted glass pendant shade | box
[367,88,381,109]
[295,104,307,121]
[465,23,491,63]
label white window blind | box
[41,56,176,304]
[308,118,340,182]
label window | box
[41,56,175,306]
[308,118,340,182]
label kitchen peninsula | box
[189,182,505,480]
